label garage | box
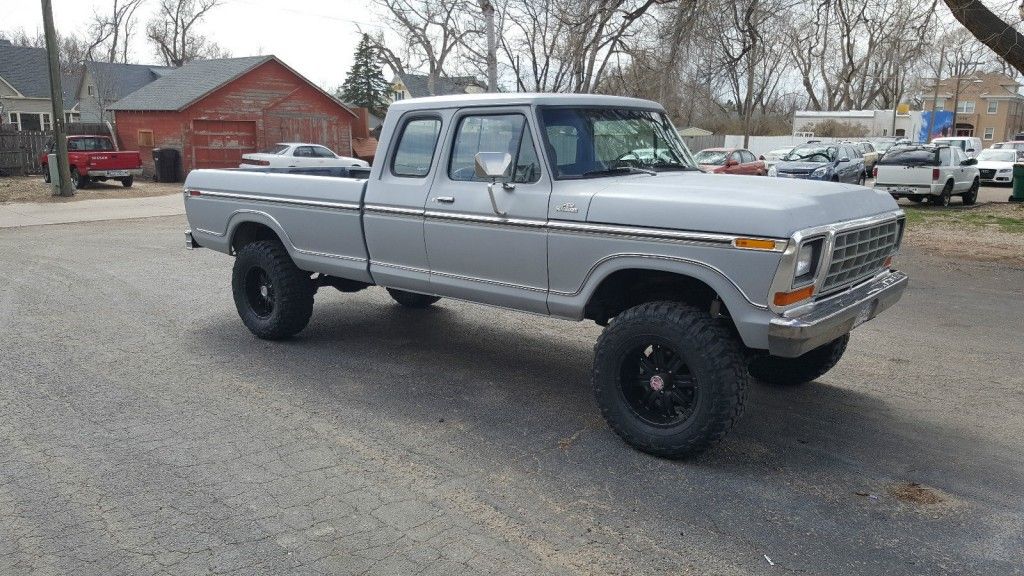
[191,119,257,170]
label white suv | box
[931,136,983,158]
[874,145,981,206]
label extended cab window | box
[67,137,115,151]
[392,117,442,177]
[449,114,541,184]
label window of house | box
[87,85,95,96]
[391,117,442,177]
[19,113,42,131]
[40,113,51,131]
[934,98,945,111]
[984,127,994,140]
[393,91,405,101]
[65,112,79,123]
[7,112,19,130]
[956,101,975,114]
[448,114,541,184]
[987,101,998,114]
[137,130,154,148]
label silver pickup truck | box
[183,93,908,458]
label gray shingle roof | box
[0,41,78,108]
[398,73,486,97]
[108,56,273,111]
[84,61,172,102]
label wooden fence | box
[0,123,115,176]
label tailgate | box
[875,165,931,187]
[86,151,142,170]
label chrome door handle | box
[433,196,455,203]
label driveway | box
[0,216,1021,575]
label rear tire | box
[121,175,134,188]
[592,301,749,459]
[748,334,849,386]
[932,181,952,207]
[71,167,88,189]
[43,167,51,183]
[961,178,978,205]
[386,288,440,308]
[231,240,314,340]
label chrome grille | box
[822,220,901,292]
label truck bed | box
[184,169,372,283]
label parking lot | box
[0,211,1022,575]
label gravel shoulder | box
[0,175,181,204]
[901,202,1024,265]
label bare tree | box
[367,0,480,96]
[89,0,146,63]
[146,0,229,67]
[942,0,1024,74]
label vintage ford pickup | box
[183,93,908,458]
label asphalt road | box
[1,216,1022,575]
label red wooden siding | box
[113,59,359,176]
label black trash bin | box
[152,148,182,183]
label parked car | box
[873,145,979,206]
[693,147,766,175]
[991,141,1024,156]
[39,135,143,189]
[772,143,866,184]
[931,136,982,158]
[974,148,1019,185]
[239,143,369,169]
[183,93,908,459]
[759,147,793,172]
[849,141,880,171]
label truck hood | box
[585,172,899,238]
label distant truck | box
[40,135,143,189]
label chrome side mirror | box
[474,152,512,180]
[474,152,514,217]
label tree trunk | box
[942,0,1024,75]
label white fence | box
[722,135,849,157]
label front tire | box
[231,240,314,340]
[386,288,440,308]
[592,301,749,459]
[961,178,979,205]
[748,334,849,386]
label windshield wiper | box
[649,163,698,171]
[580,166,657,178]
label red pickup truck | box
[41,135,143,189]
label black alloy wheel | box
[619,341,699,427]
[244,267,275,318]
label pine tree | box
[339,34,391,118]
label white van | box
[931,136,983,158]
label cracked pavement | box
[0,216,1022,575]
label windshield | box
[874,141,894,153]
[538,107,695,178]
[877,146,939,166]
[782,145,836,163]
[763,148,791,160]
[693,150,728,165]
[259,144,290,155]
[67,137,115,152]
[977,149,1017,162]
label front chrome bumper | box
[768,270,908,358]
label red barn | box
[109,56,359,176]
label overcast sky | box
[3,0,388,91]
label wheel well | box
[230,221,283,254]
[584,269,725,325]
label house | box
[390,72,486,100]
[109,55,362,175]
[77,61,172,123]
[0,40,80,130]
[920,72,1024,142]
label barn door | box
[191,119,257,169]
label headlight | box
[811,167,827,178]
[767,166,778,177]
[998,168,1012,173]
[794,239,823,285]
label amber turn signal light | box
[773,285,815,307]
[734,238,778,250]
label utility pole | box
[479,0,498,93]
[926,49,946,142]
[41,0,73,196]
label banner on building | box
[919,111,953,142]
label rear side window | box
[939,148,952,165]
[392,117,442,177]
[878,148,939,166]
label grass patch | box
[903,204,1024,234]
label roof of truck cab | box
[386,92,664,112]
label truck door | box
[423,108,551,314]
